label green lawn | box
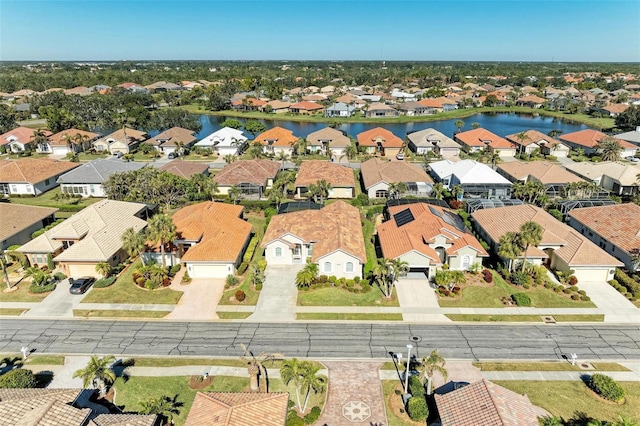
[298,286,399,307]
[216,311,252,319]
[81,259,183,304]
[495,381,640,423]
[77,152,108,162]
[297,313,402,321]
[382,381,424,426]
[445,314,604,322]
[0,284,50,302]
[474,362,630,372]
[8,188,102,211]
[363,218,377,275]
[131,357,319,370]
[73,309,168,318]
[0,308,28,316]
[25,355,66,365]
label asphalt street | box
[1,319,638,361]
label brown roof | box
[294,160,355,188]
[417,98,446,108]
[306,127,351,148]
[378,203,487,261]
[435,379,547,426]
[262,201,366,263]
[172,201,252,262]
[505,130,558,148]
[254,127,298,147]
[357,127,403,148]
[0,126,52,146]
[264,100,292,110]
[49,128,100,146]
[471,204,623,267]
[0,158,79,184]
[569,203,640,254]
[148,127,197,147]
[497,161,584,185]
[213,159,280,187]
[98,127,148,146]
[360,158,433,189]
[159,160,208,179]
[0,203,58,242]
[516,94,546,104]
[185,392,288,426]
[560,129,636,149]
[366,102,397,112]
[456,128,514,149]
[603,103,629,114]
[290,101,324,111]
[92,413,158,426]
[0,388,90,425]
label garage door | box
[67,263,101,279]
[572,268,610,283]
[52,147,69,156]
[404,267,429,279]
[188,263,231,279]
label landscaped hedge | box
[0,369,37,388]
[511,292,531,306]
[31,219,65,239]
[511,271,531,286]
[239,199,275,211]
[588,373,625,402]
[303,406,321,425]
[306,275,372,294]
[614,269,640,298]
[407,396,428,421]
[94,276,116,288]
[29,282,57,294]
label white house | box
[56,158,146,197]
[0,158,79,196]
[195,127,248,156]
[428,159,512,199]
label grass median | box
[474,361,630,372]
[297,313,402,321]
[445,314,604,322]
[73,309,168,319]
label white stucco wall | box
[317,250,362,279]
[367,181,389,198]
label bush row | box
[614,269,640,298]
[31,219,65,239]
[305,275,372,294]
[94,276,116,288]
[29,282,57,294]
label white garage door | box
[67,263,100,279]
[572,268,610,283]
[52,147,69,156]
[188,263,231,279]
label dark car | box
[69,276,95,294]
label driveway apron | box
[249,264,302,321]
[396,278,450,322]
[166,278,223,320]
[23,279,84,318]
[578,281,638,323]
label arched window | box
[324,262,332,273]
[275,247,282,257]
[461,255,471,270]
[346,262,354,273]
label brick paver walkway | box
[317,361,387,426]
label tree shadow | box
[35,371,54,388]
[111,358,135,383]
[0,356,23,374]
[566,411,598,426]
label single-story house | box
[471,204,623,281]
[260,100,292,114]
[17,199,148,278]
[505,129,568,156]
[364,102,398,118]
[262,201,366,279]
[615,126,640,148]
[253,127,298,157]
[0,126,52,153]
[147,127,197,155]
[564,161,640,197]
[93,127,149,154]
[406,128,461,156]
[559,129,637,157]
[497,161,584,198]
[360,157,433,198]
[357,127,404,158]
[57,158,146,197]
[429,159,512,199]
[455,128,517,157]
[47,128,100,156]
[213,159,280,197]
[324,102,355,117]
[568,203,640,271]
[289,101,324,115]
[195,127,248,156]
[515,94,546,108]
[305,127,351,158]
[597,103,629,117]
[159,159,209,179]
[397,101,430,116]
[0,204,57,250]
[378,203,488,279]
[294,160,355,199]
[185,392,288,426]
[0,158,79,196]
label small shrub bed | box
[512,292,531,307]
[614,269,640,299]
[587,374,625,402]
[303,406,321,424]
[406,396,428,421]
[0,369,37,388]
[29,282,57,294]
[235,290,246,302]
[94,276,116,288]
[303,275,373,294]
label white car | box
[396,153,404,160]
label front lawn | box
[297,313,402,321]
[80,259,183,304]
[298,286,399,307]
[474,361,630,372]
[0,308,28,316]
[216,311,252,319]
[445,314,604,322]
[73,309,168,318]
[8,188,102,211]
[0,284,50,303]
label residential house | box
[147,127,197,155]
[357,127,404,157]
[48,129,100,156]
[429,159,512,199]
[360,157,433,198]
[116,82,149,93]
[568,203,640,271]
[0,204,57,250]
[289,101,324,115]
[253,127,298,156]
[455,128,517,157]
[324,102,355,117]
[0,158,79,196]
[0,126,51,153]
[262,201,366,279]
[559,129,637,157]
[57,158,146,197]
[213,159,280,197]
[294,160,355,199]
[195,127,248,156]
[305,127,351,157]
[364,102,398,118]
[17,199,148,278]
[261,100,292,114]
[406,128,461,156]
[515,94,546,108]
[93,127,149,154]
[159,159,209,179]
[144,81,182,92]
[231,97,266,112]
[564,161,640,197]
[505,129,569,157]
[597,103,629,117]
[417,98,446,114]
[377,203,488,279]
[497,161,584,198]
[185,392,288,426]
[615,126,640,148]
[435,380,548,426]
[471,204,623,281]
[397,101,430,116]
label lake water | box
[192,112,590,140]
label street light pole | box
[404,344,413,394]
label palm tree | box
[308,180,331,204]
[454,120,465,134]
[450,184,463,202]
[373,258,408,298]
[431,182,446,200]
[518,221,543,272]
[228,185,243,205]
[547,129,562,138]
[73,355,116,396]
[140,395,183,425]
[0,248,13,290]
[343,142,359,162]
[280,358,306,412]
[31,129,50,153]
[147,214,177,269]
[276,151,289,169]
[595,136,623,161]
[388,182,407,200]
[498,231,521,272]
[295,261,318,288]
[121,227,147,265]
[240,344,283,393]
[73,132,91,153]
[95,262,111,278]
[300,363,326,413]
[295,138,307,157]
[489,150,501,169]
[418,349,448,396]
[612,416,638,426]
[223,154,237,164]
[471,122,480,129]
[24,267,50,286]
[246,141,263,159]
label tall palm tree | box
[147,214,177,269]
[276,151,289,169]
[0,248,11,290]
[308,180,331,204]
[454,120,465,134]
[240,344,283,393]
[498,231,521,272]
[73,355,116,396]
[388,182,407,200]
[95,262,111,278]
[280,358,306,412]
[518,221,543,272]
[228,185,243,205]
[343,142,359,162]
[373,258,408,298]
[300,363,326,413]
[419,349,448,396]
[471,122,480,129]
[140,395,183,425]
[31,129,50,153]
[431,182,446,200]
[450,184,463,202]
[595,136,623,161]
[121,227,148,265]
[223,154,237,164]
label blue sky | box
[1,0,639,62]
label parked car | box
[168,152,176,159]
[625,156,639,162]
[112,151,123,158]
[69,276,95,294]
[396,153,404,160]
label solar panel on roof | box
[441,210,467,232]
[393,208,415,227]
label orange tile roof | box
[497,161,584,185]
[262,201,366,263]
[569,203,640,254]
[48,128,100,146]
[356,127,403,148]
[159,159,208,179]
[254,127,298,147]
[455,128,514,149]
[185,392,288,426]
[603,103,629,114]
[505,130,558,147]
[0,158,79,184]
[560,129,636,149]
[378,203,488,262]
[516,94,546,104]
[172,201,252,262]
[294,160,355,187]
[213,159,280,186]
[290,101,324,111]
[360,157,433,189]
[417,98,445,108]
[0,126,52,146]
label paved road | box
[1,320,638,360]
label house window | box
[275,247,282,258]
[375,190,388,198]
[90,185,95,194]
[307,243,313,256]
[345,262,354,273]
[11,185,17,192]
[62,241,74,249]
[45,178,50,185]
[324,262,332,273]
[461,255,471,270]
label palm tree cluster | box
[372,258,409,298]
[295,262,319,288]
[563,181,602,199]
[511,180,550,207]
[498,221,544,272]
[308,180,331,204]
[280,358,326,414]
[595,136,623,161]
[434,269,466,291]
[73,355,118,397]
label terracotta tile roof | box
[294,160,355,188]
[262,201,366,263]
[497,161,584,185]
[435,379,547,426]
[264,100,292,110]
[417,98,446,108]
[564,161,640,186]
[516,94,546,104]
[49,128,100,146]
[360,158,433,189]
[603,103,629,114]
[378,203,487,261]
[92,413,158,426]
[559,129,636,149]
[159,159,208,179]
[569,203,640,254]
[147,127,197,147]
[306,127,351,148]
[471,204,623,267]
[0,203,58,242]
[0,158,79,184]
[456,128,514,149]
[171,201,252,262]
[0,388,90,425]
[213,159,280,187]
[505,130,558,147]
[232,98,266,107]
[254,127,298,147]
[357,127,403,148]
[290,101,324,111]
[185,392,288,426]
[0,126,52,146]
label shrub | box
[303,406,321,425]
[0,369,37,388]
[365,205,383,220]
[181,271,191,284]
[237,262,249,275]
[581,295,591,302]
[94,276,116,288]
[225,274,239,288]
[482,269,493,283]
[563,288,572,294]
[406,396,428,421]
[255,283,263,291]
[571,294,580,300]
[510,271,531,286]
[546,155,558,161]
[285,414,305,426]
[548,209,563,221]
[512,292,531,307]
[554,286,563,293]
[578,290,586,296]
[523,283,531,289]
[544,282,552,289]
[568,275,578,285]
[614,269,640,297]
[53,272,67,281]
[169,264,181,276]
[29,282,56,294]
[235,290,246,302]
[588,374,625,402]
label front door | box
[292,244,302,264]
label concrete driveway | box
[396,278,449,322]
[23,279,85,318]
[249,264,303,321]
[167,278,223,320]
[579,281,638,323]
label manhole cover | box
[410,336,422,343]
[342,401,371,422]
[541,316,556,324]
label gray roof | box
[407,128,461,148]
[57,158,146,184]
[616,129,640,145]
[326,102,355,112]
